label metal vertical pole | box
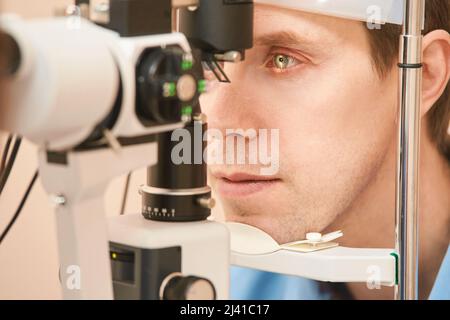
[395,0,425,300]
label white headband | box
[254,0,404,25]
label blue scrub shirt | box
[429,246,450,300]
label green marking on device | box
[168,82,176,97]
[182,60,193,71]
[182,105,193,116]
[198,79,207,93]
[163,82,176,97]
[390,252,399,285]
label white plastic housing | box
[0,15,120,150]
[109,32,192,138]
[256,0,404,25]
[0,15,192,150]
[232,247,396,286]
[38,141,160,299]
[227,222,396,286]
[108,214,230,300]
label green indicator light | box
[198,79,207,93]
[182,105,193,116]
[182,60,193,71]
[168,82,176,96]
[163,82,176,97]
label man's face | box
[201,4,398,244]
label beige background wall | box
[1,0,73,19]
[0,0,147,299]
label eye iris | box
[274,54,289,69]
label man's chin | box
[225,213,299,244]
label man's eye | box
[268,54,300,71]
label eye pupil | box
[274,54,289,69]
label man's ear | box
[421,29,450,117]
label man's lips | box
[212,172,281,197]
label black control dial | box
[135,46,205,126]
[161,274,216,300]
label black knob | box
[135,46,202,126]
[161,274,216,300]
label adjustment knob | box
[161,274,216,300]
[136,46,202,126]
[197,197,216,209]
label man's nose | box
[201,72,263,132]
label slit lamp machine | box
[0,0,425,300]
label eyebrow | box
[254,30,327,54]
